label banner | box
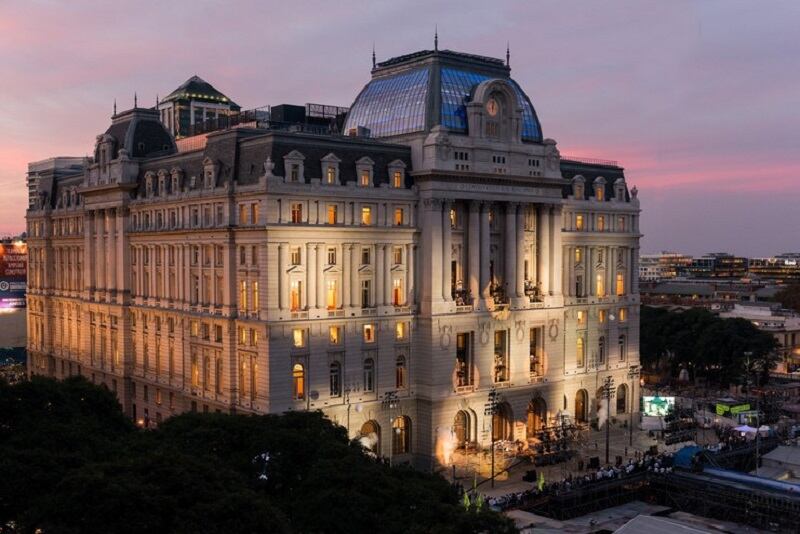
[0,241,27,309]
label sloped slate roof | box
[162,75,239,108]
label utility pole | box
[602,376,615,465]
[484,387,499,488]
[628,365,640,448]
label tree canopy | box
[0,377,515,534]
[639,306,780,386]
[774,285,800,314]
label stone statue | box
[263,156,275,177]
[630,185,638,199]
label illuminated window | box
[292,363,305,399]
[363,324,375,343]
[576,214,584,231]
[239,281,248,310]
[395,321,406,340]
[393,170,402,188]
[361,207,372,225]
[393,246,403,265]
[576,337,585,367]
[291,203,303,223]
[619,307,628,322]
[450,208,457,228]
[392,415,410,454]
[191,351,199,387]
[599,309,606,323]
[596,274,605,297]
[392,278,403,306]
[290,281,302,311]
[577,310,586,326]
[360,170,370,186]
[329,326,341,345]
[252,281,259,311]
[327,204,337,225]
[292,328,306,348]
[239,204,248,225]
[394,207,404,225]
[395,356,407,389]
[326,279,337,309]
[251,203,259,225]
[596,184,604,201]
[597,215,605,231]
[575,248,582,264]
[326,166,336,184]
[616,273,625,296]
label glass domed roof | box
[344,50,543,142]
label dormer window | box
[144,172,156,197]
[614,178,626,201]
[283,150,306,184]
[170,167,183,194]
[321,153,341,185]
[387,159,406,188]
[202,157,218,189]
[572,175,585,199]
[594,177,606,201]
[356,156,374,187]
[157,170,169,196]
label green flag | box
[537,471,545,491]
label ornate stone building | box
[27,48,641,467]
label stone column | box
[480,202,491,299]
[316,244,324,309]
[107,208,116,297]
[552,206,563,296]
[504,202,517,299]
[537,205,550,295]
[376,244,385,306]
[442,200,452,301]
[342,244,351,308]
[406,243,415,306]
[588,247,596,296]
[307,243,316,309]
[96,211,105,292]
[468,201,480,303]
[631,246,639,294]
[278,243,287,310]
[351,243,360,306]
[384,244,393,305]
[421,198,443,306]
[515,204,526,298]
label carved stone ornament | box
[263,156,275,177]
[439,324,452,349]
[548,318,559,341]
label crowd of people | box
[484,450,677,511]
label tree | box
[774,284,800,314]
[0,377,516,533]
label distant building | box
[26,157,86,209]
[639,251,693,281]
[684,253,748,279]
[748,254,800,283]
[157,76,241,138]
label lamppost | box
[601,376,615,465]
[484,387,499,488]
[382,390,399,465]
[627,365,640,447]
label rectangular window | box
[360,170,370,186]
[214,325,223,343]
[361,207,372,225]
[290,281,302,311]
[327,204,337,225]
[329,326,341,345]
[290,164,300,182]
[327,247,337,265]
[576,214,584,231]
[363,324,375,343]
[393,246,403,265]
[617,216,625,231]
[361,279,371,308]
[493,330,509,383]
[456,333,471,386]
[597,215,605,232]
[616,273,625,296]
[292,328,306,348]
[577,310,586,327]
[291,247,301,266]
[291,203,303,223]
[596,274,605,297]
[250,203,259,225]
[394,208,404,225]
[326,279,337,309]
[576,337,585,367]
[361,247,371,265]
[239,204,248,225]
[395,321,406,341]
[529,328,543,375]
[599,309,606,323]
[240,281,248,310]
[326,166,336,184]
[392,278,403,306]
[393,170,402,188]
[252,281,259,311]
[575,248,582,263]
[619,307,628,322]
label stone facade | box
[27,48,641,467]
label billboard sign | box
[0,241,27,309]
[642,396,675,417]
[715,403,751,416]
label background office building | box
[26,47,641,466]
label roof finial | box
[156,93,159,107]
[372,42,376,69]
[134,92,138,108]
[506,42,510,67]
[113,98,117,116]
[434,25,438,52]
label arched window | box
[576,337,585,367]
[598,336,606,364]
[292,363,305,400]
[392,416,411,455]
[395,355,407,389]
[363,358,374,392]
[619,334,627,361]
[329,361,341,397]
[575,389,588,423]
[454,410,470,449]
[360,420,380,454]
[617,384,628,414]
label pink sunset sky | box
[1,0,798,256]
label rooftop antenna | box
[372,42,376,69]
[113,98,117,116]
[506,42,510,67]
[434,25,438,51]
[134,92,138,108]
[156,94,159,107]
